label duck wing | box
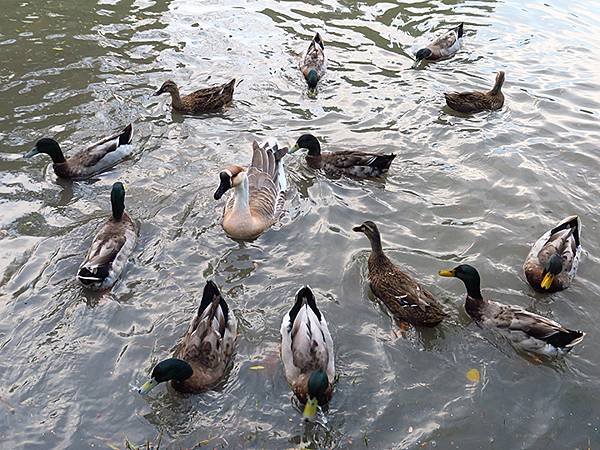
[247,141,288,222]
[185,79,236,112]
[178,281,238,368]
[281,287,334,383]
[72,124,133,169]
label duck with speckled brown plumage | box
[154,79,236,114]
[444,71,505,113]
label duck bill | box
[438,269,456,277]
[23,147,40,158]
[289,144,300,153]
[138,378,159,395]
[213,182,230,200]
[303,397,319,420]
[153,88,163,96]
[540,273,555,290]
[352,225,364,233]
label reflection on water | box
[1,0,600,448]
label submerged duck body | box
[524,215,581,292]
[354,221,446,327]
[439,264,585,357]
[300,32,326,91]
[214,141,288,240]
[139,281,238,394]
[415,23,463,63]
[77,182,137,291]
[291,134,395,178]
[154,79,236,114]
[24,124,134,180]
[445,71,505,113]
[280,286,335,420]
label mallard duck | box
[77,182,137,290]
[353,221,446,327]
[523,215,581,292]
[439,264,585,356]
[139,280,238,394]
[213,141,287,240]
[444,71,505,113]
[280,286,334,420]
[154,79,236,114]
[300,32,325,92]
[23,124,133,180]
[415,23,463,63]
[291,134,396,178]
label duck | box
[300,32,326,92]
[23,124,133,180]
[154,79,236,114]
[523,215,581,293]
[291,134,396,178]
[213,140,287,240]
[77,182,137,290]
[444,71,505,113]
[439,264,585,357]
[139,280,238,394]
[353,221,446,327]
[415,23,463,63]
[280,286,334,420]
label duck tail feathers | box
[551,215,580,245]
[313,32,324,49]
[119,123,133,146]
[198,280,222,319]
[456,23,464,38]
[368,154,396,171]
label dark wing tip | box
[119,123,134,145]
[298,286,323,322]
[199,280,221,313]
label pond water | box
[1,0,600,448]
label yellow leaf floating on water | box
[466,368,481,383]
[249,365,265,371]
[53,47,63,51]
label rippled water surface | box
[1,0,600,448]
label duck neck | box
[368,230,384,257]
[490,79,503,96]
[168,88,185,110]
[231,175,250,215]
[463,278,483,302]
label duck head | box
[290,134,321,156]
[541,254,563,290]
[138,358,193,395]
[213,165,246,200]
[303,369,329,420]
[439,264,483,299]
[154,80,179,96]
[24,138,66,163]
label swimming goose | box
[444,71,505,113]
[439,264,585,357]
[415,23,463,63]
[280,286,335,420]
[24,124,133,180]
[139,280,238,394]
[354,221,446,327]
[154,79,236,114]
[300,32,326,92]
[523,215,581,292]
[77,182,137,290]
[213,141,288,240]
[291,133,396,178]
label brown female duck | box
[353,221,446,327]
[139,281,238,394]
[523,215,581,292]
[291,134,395,178]
[154,79,236,114]
[444,71,505,113]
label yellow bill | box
[540,273,554,290]
[303,397,319,420]
[438,269,456,277]
[290,144,300,153]
[138,378,159,395]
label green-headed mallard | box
[439,264,585,357]
[300,32,325,92]
[24,124,133,180]
[524,215,581,292]
[77,182,137,290]
[213,141,287,240]
[353,221,446,327]
[154,79,236,114]
[444,71,505,113]
[415,23,463,63]
[139,281,238,394]
[291,134,396,178]
[280,286,334,420]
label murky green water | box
[1,0,600,448]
